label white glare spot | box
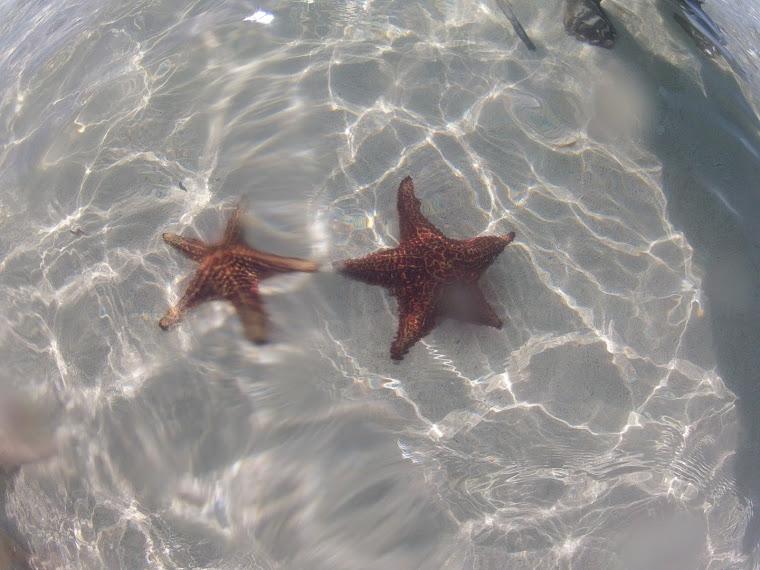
[244,10,274,25]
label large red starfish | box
[335,176,516,360]
[159,204,318,343]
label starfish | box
[159,203,318,343]
[335,176,516,360]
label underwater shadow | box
[607,15,760,558]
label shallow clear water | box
[1,0,759,568]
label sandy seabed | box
[0,0,759,568]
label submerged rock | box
[564,0,616,48]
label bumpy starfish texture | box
[159,203,318,343]
[335,177,516,360]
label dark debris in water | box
[494,0,536,51]
[564,0,616,49]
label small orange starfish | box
[335,176,515,360]
[159,204,318,343]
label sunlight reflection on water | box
[0,0,759,568]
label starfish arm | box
[457,232,516,278]
[466,286,503,329]
[232,289,269,344]
[397,176,444,242]
[335,247,421,287]
[391,283,439,360]
[442,285,503,329]
[163,233,211,261]
[247,250,319,277]
[222,202,245,245]
[159,266,216,330]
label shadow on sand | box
[607,6,760,558]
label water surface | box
[1,0,759,568]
